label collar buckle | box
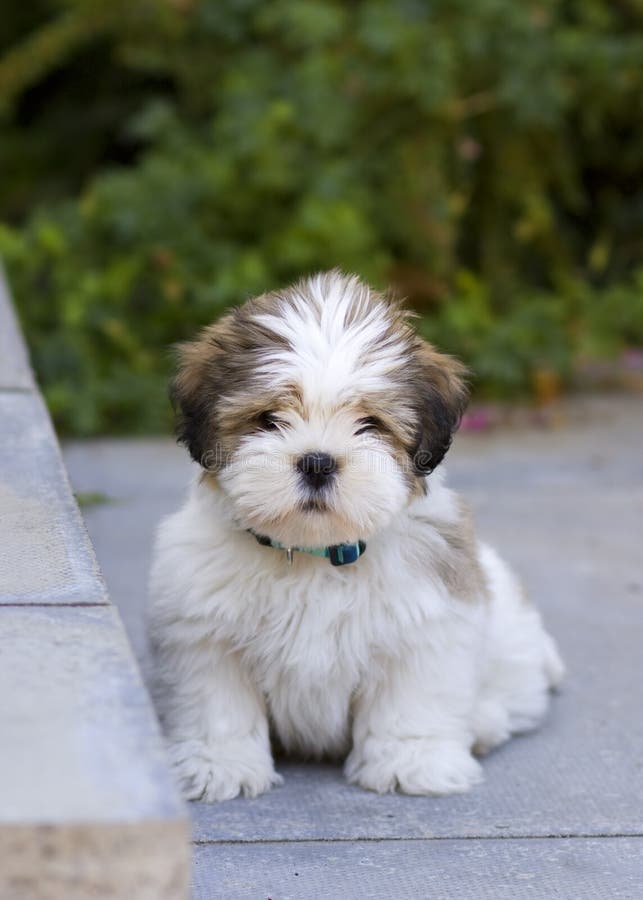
[328,541,366,566]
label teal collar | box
[249,531,366,567]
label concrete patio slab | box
[191,837,643,900]
[61,439,193,657]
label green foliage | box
[1,0,643,433]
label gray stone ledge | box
[0,604,190,898]
[0,820,189,900]
[0,605,185,825]
[0,392,108,605]
[0,267,189,897]
[0,266,34,392]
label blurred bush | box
[1,0,643,434]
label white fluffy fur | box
[148,272,564,802]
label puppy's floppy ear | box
[170,319,231,469]
[410,340,469,475]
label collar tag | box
[286,547,294,565]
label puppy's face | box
[172,272,467,547]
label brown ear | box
[409,341,469,475]
[170,319,232,469]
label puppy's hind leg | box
[150,637,281,803]
[472,544,564,755]
[346,615,485,796]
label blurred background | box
[2,0,643,436]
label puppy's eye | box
[258,411,282,432]
[355,416,381,436]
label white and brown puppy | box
[148,270,563,802]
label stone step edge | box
[0,263,190,899]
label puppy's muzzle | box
[296,452,337,491]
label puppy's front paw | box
[345,737,483,796]
[167,738,282,802]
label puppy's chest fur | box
[244,575,367,758]
[222,541,457,758]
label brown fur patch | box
[405,341,469,475]
[411,499,488,603]
[171,298,298,468]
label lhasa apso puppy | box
[148,270,563,802]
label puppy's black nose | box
[296,452,337,490]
